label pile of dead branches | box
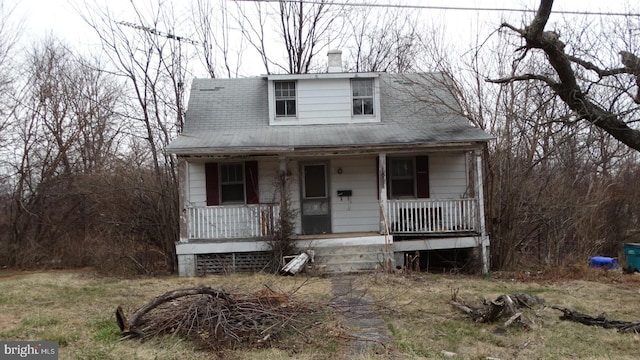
[115,285,317,350]
[449,289,545,330]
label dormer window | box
[352,79,374,115]
[275,81,296,117]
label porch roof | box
[167,73,493,155]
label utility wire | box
[231,0,640,17]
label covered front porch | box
[175,148,490,275]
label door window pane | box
[304,165,326,198]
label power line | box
[231,0,640,17]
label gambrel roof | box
[167,72,492,156]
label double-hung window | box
[220,163,245,203]
[205,161,259,206]
[389,158,415,198]
[352,79,374,115]
[275,81,296,117]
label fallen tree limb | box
[551,306,640,333]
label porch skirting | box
[176,234,489,276]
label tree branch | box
[487,74,560,88]
[526,0,553,36]
[490,0,640,152]
[567,55,628,78]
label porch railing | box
[386,198,478,234]
[187,203,280,240]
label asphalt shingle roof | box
[167,73,492,155]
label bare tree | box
[405,11,640,268]
[192,0,245,78]
[2,38,125,267]
[489,0,640,152]
[0,2,22,175]
[345,5,422,73]
[78,1,189,272]
[237,0,347,74]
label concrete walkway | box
[330,275,394,357]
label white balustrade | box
[187,204,280,239]
[386,198,477,233]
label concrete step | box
[306,244,393,274]
[315,252,384,265]
[309,244,388,256]
[313,261,381,274]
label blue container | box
[588,256,618,269]
[623,243,640,272]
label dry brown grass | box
[1,268,640,359]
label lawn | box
[1,268,640,359]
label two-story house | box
[167,51,493,276]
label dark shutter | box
[205,163,219,206]
[416,156,430,198]
[245,161,259,204]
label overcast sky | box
[10,0,638,76]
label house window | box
[352,79,374,115]
[275,81,296,117]
[205,161,259,206]
[220,163,245,203]
[389,158,415,198]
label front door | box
[301,163,331,234]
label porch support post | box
[378,152,393,272]
[378,153,388,234]
[278,156,287,220]
[475,148,490,274]
[178,157,189,244]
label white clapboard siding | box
[187,159,280,206]
[272,78,380,125]
[429,153,468,198]
[330,156,380,233]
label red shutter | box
[205,163,219,206]
[416,156,430,198]
[245,161,259,204]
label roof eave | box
[168,140,491,158]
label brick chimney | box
[327,50,343,73]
